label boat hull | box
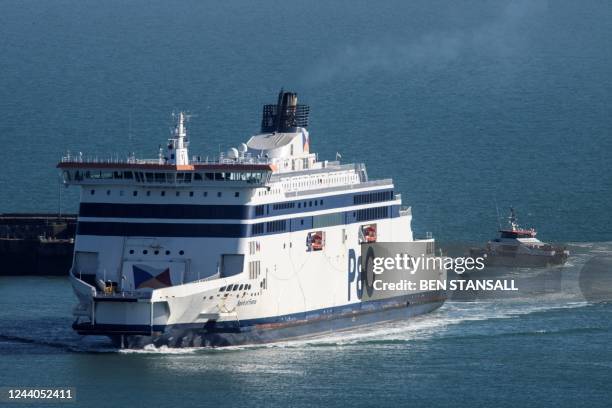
[74,292,445,348]
[470,248,568,267]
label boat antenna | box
[509,207,518,230]
[494,197,501,230]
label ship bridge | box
[57,109,275,187]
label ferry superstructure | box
[59,91,445,347]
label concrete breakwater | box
[0,214,76,275]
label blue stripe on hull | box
[74,292,446,347]
[76,204,401,238]
[78,189,395,220]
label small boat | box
[470,208,569,267]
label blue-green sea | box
[0,1,611,406]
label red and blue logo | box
[133,264,172,289]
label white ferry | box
[59,91,445,347]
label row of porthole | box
[128,249,185,256]
[219,283,251,292]
[89,190,240,198]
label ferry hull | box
[470,248,569,267]
[73,292,445,348]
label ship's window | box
[314,201,317,206]
[176,191,180,197]
[189,191,194,197]
[219,286,226,292]
[239,284,244,290]
[179,250,184,255]
[165,250,170,255]
[320,200,323,205]
[119,191,124,196]
[146,191,151,196]
[217,192,222,197]
[194,173,202,181]
[298,203,301,208]
[123,171,133,179]
[205,173,214,181]
[106,190,111,195]
[161,191,166,196]
[234,192,239,197]
[145,173,154,182]
[155,173,165,183]
[300,219,304,225]
[232,285,239,291]
[133,191,138,196]
[129,249,134,254]
[309,201,312,207]
[252,223,265,235]
[154,250,159,255]
[203,192,208,197]
[143,250,148,255]
[266,220,287,233]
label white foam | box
[213,299,590,351]
[118,344,200,354]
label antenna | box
[494,197,501,230]
[57,174,62,218]
[128,108,133,143]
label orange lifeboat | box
[362,225,377,243]
[311,232,324,250]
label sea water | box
[0,1,611,406]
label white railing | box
[60,151,273,166]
